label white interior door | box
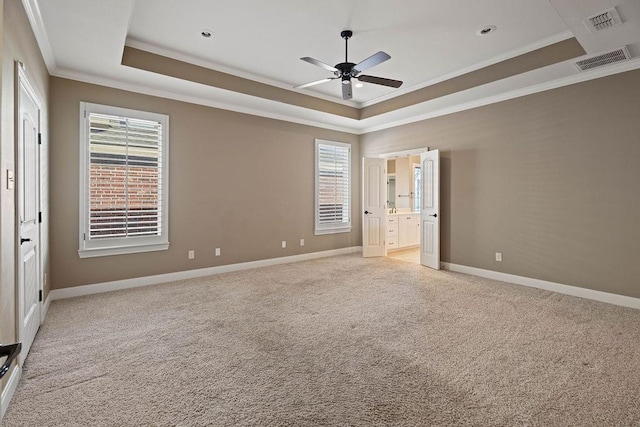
[420,150,440,269]
[362,157,386,257]
[17,67,41,362]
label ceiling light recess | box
[476,25,496,36]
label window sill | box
[78,242,170,259]
[314,227,352,236]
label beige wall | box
[49,77,360,289]
[1,0,49,390]
[362,69,640,299]
[50,70,640,300]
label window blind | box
[317,142,350,228]
[88,112,164,240]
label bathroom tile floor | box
[386,247,420,264]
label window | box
[315,139,351,235]
[78,102,169,258]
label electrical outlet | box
[188,250,195,259]
[495,252,502,262]
[300,239,305,246]
[215,248,221,257]
[282,241,287,248]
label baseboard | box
[441,262,640,310]
[0,365,21,421]
[50,246,362,301]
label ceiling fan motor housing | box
[336,62,357,82]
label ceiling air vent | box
[583,7,622,32]
[574,46,631,72]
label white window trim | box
[314,139,352,235]
[78,102,170,258]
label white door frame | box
[364,147,431,260]
[15,62,44,363]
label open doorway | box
[362,148,440,269]
[385,154,421,264]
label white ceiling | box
[127,0,571,104]
[24,0,640,133]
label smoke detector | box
[583,7,622,32]
[574,46,631,72]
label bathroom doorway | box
[362,147,440,269]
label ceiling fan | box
[295,30,403,100]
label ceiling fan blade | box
[300,57,339,73]
[353,51,391,73]
[357,75,403,88]
[342,80,353,100]
[294,77,338,89]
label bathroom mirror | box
[387,175,396,209]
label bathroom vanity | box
[386,212,420,251]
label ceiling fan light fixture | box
[341,76,351,85]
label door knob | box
[429,213,438,218]
[364,211,371,214]
[20,238,31,244]
[0,343,21,379]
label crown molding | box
[21,0,57,73]
[52,53,640,136]
[360,30,576,107]
[359,56,640,134]
[51,68,361,134]
[20,1,640,135]
[125,38,359,108]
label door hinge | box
[38,133,42,145]
[38,212,42,223]
[83,233,86,241]
[39,290,43,302]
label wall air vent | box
[583,7,622,32]
[574,46,631,72]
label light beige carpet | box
[4,254,640,426]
